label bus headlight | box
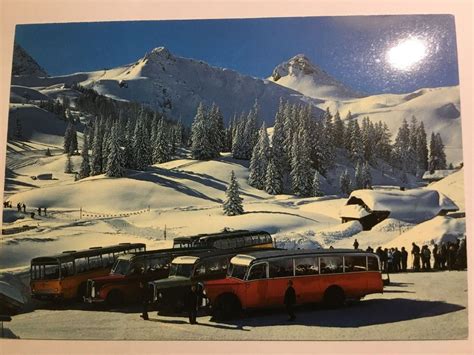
[158,292,163,299]
[91,287,96,298]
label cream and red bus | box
[204,249,383,319]
[30,243,146,301]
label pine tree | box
[333,110,344,149]
[429,132,447,171]
[354,161,364,189]
[350,120,364,163]
[106,123,125,177]
[191,103,216,160]
[90,119,103,175]
[416,121,429,174]
[64,155,73,173]
[153,119,172,163]
[63,122,78,155]
[290,130,313,197]
[123,117,135,169]
[134,116,152,170]
[270,98,287,186]
[264,158,282,195]
[312,170,323,197]
[45,148,52,156]
[392,118,411,171]
[79,133,91,179]
[343,111,353,151]
[248,123,270,190]
[339,169,352,196]
[209,103,225,154]
[223,171,244,216]
[231,115,246,159]
[362,162,372,189]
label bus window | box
[320,256,344,274]
[368,256,380,271]
[295,257,319,275]
[44,264,60,280]
[102,253,115,268]
[88,255,103,270]
[170,263,194,277]
[269,258,294,278]
[228,264,247,280]
[344,255,367,272]
[75,257,89,273]
[111,259,130,275]
[247,263,268,280]
[147,256,170,271]
[60,261,74,278]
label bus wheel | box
[323,286,345,308]
[107,290,124,308]
[213,294,241,320]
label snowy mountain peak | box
[144,46,173,61]
[269,54,365,101]
[12,43,48,77]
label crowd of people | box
[3,201,48,218]
[362,239,467,272]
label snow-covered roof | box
[344,189,458,223]
[230,254,256,266]
[422,170,456,180]
[172,256,199,265]
[339,204,370,219]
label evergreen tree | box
[223,171,244,216]
[90,119,103,175]
[264,158,282,195]
[63,122,78,155]
[79,133,90,179]
[429,132,447,171]
[374,121,392,162]
[45,148,52,156]
[392,118,411,171]
[191,103,216,160]
[354,161,364,189]
[362,162,372,189]
[106,123,125,177]
[209,103,225,154]
[290,130,313,197]
[271,98,288,186]
[133,116,152,170]
[64,155,73,173]
[339,169,352,196]
[248,123,270,189]
[153,119,172,163]
[333,110,345,148]
[231,115,247,159]
[416,121,429,173]
[122,117,135,169]
[350,120,364,163]
[343,111,353,151]
[312,170,323,197]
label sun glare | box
[387,37,427,71]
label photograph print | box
[0,14,467,341]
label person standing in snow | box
[22,203,26,213]
[433,244,440,270]
[440,243,448,270]
[17,203,21,212]
[284,280,296,321]
[401,247,408,272]
[411,242,421,271]
[422,245,431,271]
[353,239,359,250]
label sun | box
[386,37,428,71]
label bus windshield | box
[227,263,248,280]
[111,259,131,275]
[169,263,194,277]
[31,263,60,280]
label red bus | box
[204,249,383,319]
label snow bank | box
[371,218,415,233]
[427,169,465,211]
[383,216,465,249]
[314,221,363,245]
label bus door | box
[293,256,321,304]
[244,262,268,309]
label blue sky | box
[14,15,459,94]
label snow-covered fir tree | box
[350,120,364,163]
[90,119,103,175]
[354,161,364,189]
[264,158,282,195]
[231,114,247,159]
[79,133,90,179]
[64,155,73,174]
[290,130,313,197]
[416,121,429,174]
[312,170,323,197]
[153,119,172,164]
[223,170,244,216]
[105,123,125,177]
[63,122,78,155]
[248,122,270,189]
[122,117,135,169]
[209,103,225,154]
[362,162,372,189]
[133,116,152,170]
[333,110,344,149]
[191,103,217,160]
[339,169,352,196]
[343,112,353,151]
[392,118,410,172]
[429,132,447,171]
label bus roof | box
[173,230,270,243]
[117,247,212,262]
[30,243,146,264]
[231,248,373,265]
[170,247,280,265]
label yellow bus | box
[30,243,146,301]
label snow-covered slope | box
[426,168,465,212]
[11,44,47,77]
[268,54,365,101]
[11,47,323,125]
[320,86,462,164]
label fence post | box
[80,207,82,219]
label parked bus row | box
[28,229,384,320]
